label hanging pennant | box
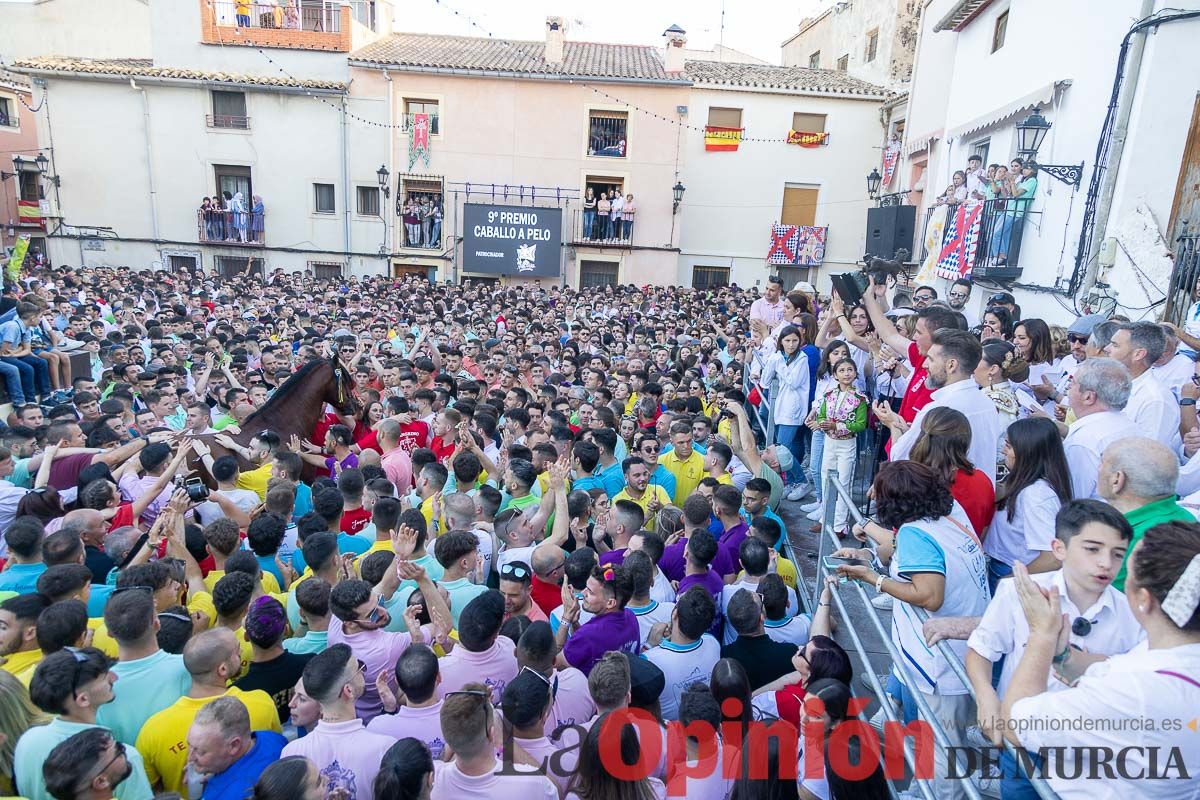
[408,112,431,170]
[882,136,901,188]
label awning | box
[946,79,1072,141]
[901,130,941,157]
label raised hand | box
[391,524,419,561]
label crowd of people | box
[0,263,1196,800]
[199,194,265,245]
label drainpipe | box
[1081,0,1155,294]
[341,94,351,271]
[383,69,394,264]
[131,78,160,244]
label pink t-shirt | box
[281,719,394,800]
[366,700,446,758]
[328,616,421,720]
[546,667,596,736]
[515,736,572,794]
[566,778,666,800]
[381,447,414,493]
[437,636,518,704]
[431,759,558,800]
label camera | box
[176,475,210,504]
[831,249,910,307]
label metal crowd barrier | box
[813,475,1059,800]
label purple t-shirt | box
[659,540,687,582]
[677,570,725,599]
[562,608,640,675]
[716,522,750,577]
[325,452,360,475]
[598,548,627,567]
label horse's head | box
[326,358,360,417]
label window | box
[692,266,730,289]
[781,185,819,227]
[972,138,990,166]
[169,255,199,273]
[808,51,821,69]
[210,91,248,129]
[356,186,380,216]
[865,29,879,62]
[791,113,827,133]
[836,54,849,72]
[216,256,263,279]
[17,171,40,203]
[707,107,743,129]
[214,164,252,204]
[579,260,619,288]
[398,176,444,249]
[588,111,628,157]
[0,97,13,128]
[992,10,1008,52]
[309,261,344,280]
[404,98,440,135]
[314,183,335,214]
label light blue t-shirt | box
[87,583,115,618]
[283,629,329,655]
[437,577,488,627]
[14,717,155,800]
[96,649,192,745]
[290,531,371,573]
[0,562,47,594]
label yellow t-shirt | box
[715,472,734,486]
[0,649,42,687]
[612,485,672,532]
[658,449,706,507]
[740,557,800,591]
[135,687,281,796]
[365,539,394,555]
[204,569,282,595]
[420,495,437,534]
[237,462,272,501]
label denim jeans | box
[775,424,806,484]
[598,216,610,238]
[987,556,1013,595]
[0,359,27,404]
[583,210,595,239]
[807,430,825,500]
[999,749,1045,800]
[0,356,48,402]
[989,215,1014,258]
[623,218,634,240]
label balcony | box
[200,0,352,52]
[206,113,250,129]
[916,198,1040,281]
[198,209,265,246]
[570,208,635,247]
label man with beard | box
[43,728,136,800]
[16,648,155,800]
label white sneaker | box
[871,593,894,610]
[785,482,811,501]
[800,500,822,513]
[807,506,824,521]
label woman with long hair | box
[800,679,890,800]
[985,417,1072,590]
[710,658,754,743]
[252,756,326,800]
[761,325,811,498]
[1013,317,1057,390]
[565,711,666,800]
[729,732,799,800]
[981,306,1015,341]
[374,738,434,800]
[801,339,854,521]
[0,670,48,795]
[975,340,1026,476]
[909,406,996,537]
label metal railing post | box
[766,374,778,445]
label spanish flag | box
[17,200,43,228]
[704,126,743,151]
[787,130,829,147]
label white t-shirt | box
[628,599,675,647]
[720,579,798,645]
[195,487,261,526]
[764,614,811,647]
[642,634,721,721]
[496,544,536,574]
[649,569,675,605]
[983,479,1062,568]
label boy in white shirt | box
[622,550,675,647]
[759,573,810,647]
[642,586,720,721]
[967,499,1144,793]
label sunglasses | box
[500,563,530,579]
[1067,334,1089,344]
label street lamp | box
[376,165,390,197]
[1013,106,1082,188]
[34,154,49,174]
[866,168,882,198]
[376,165,391,258]
[672,181,686,214]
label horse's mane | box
[242,357,331,427]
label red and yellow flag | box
[17,200,43,228]
[704,126,743,151]
[787,130,830,147]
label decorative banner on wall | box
[935,203,984,281]
[704,126,743,151]
[786,130,830,147]
[462,203,563,277]
[767,224,827,266]
[16,201,44,229]
[914,204,947,286]
[408,112,431,171]
[882,136,901,188]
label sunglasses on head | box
[500,562,530,579]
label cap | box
[483,338,501,349]
[792,281,816,294]
[1067,314,1107,338]
[774,445,794,473]
[623,652,665,707]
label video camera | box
[830,249,910,307]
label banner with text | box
[462,203,562,277]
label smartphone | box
[823,556,871,571]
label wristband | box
[875,574,887,593]
[1052,644,1072,665]
[1182,399,1197,407]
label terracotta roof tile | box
[684,60,888,97]
[11,57,346,91]
[351,33,685,83]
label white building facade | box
[900,0,1200,321]
[678,61,888,290]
